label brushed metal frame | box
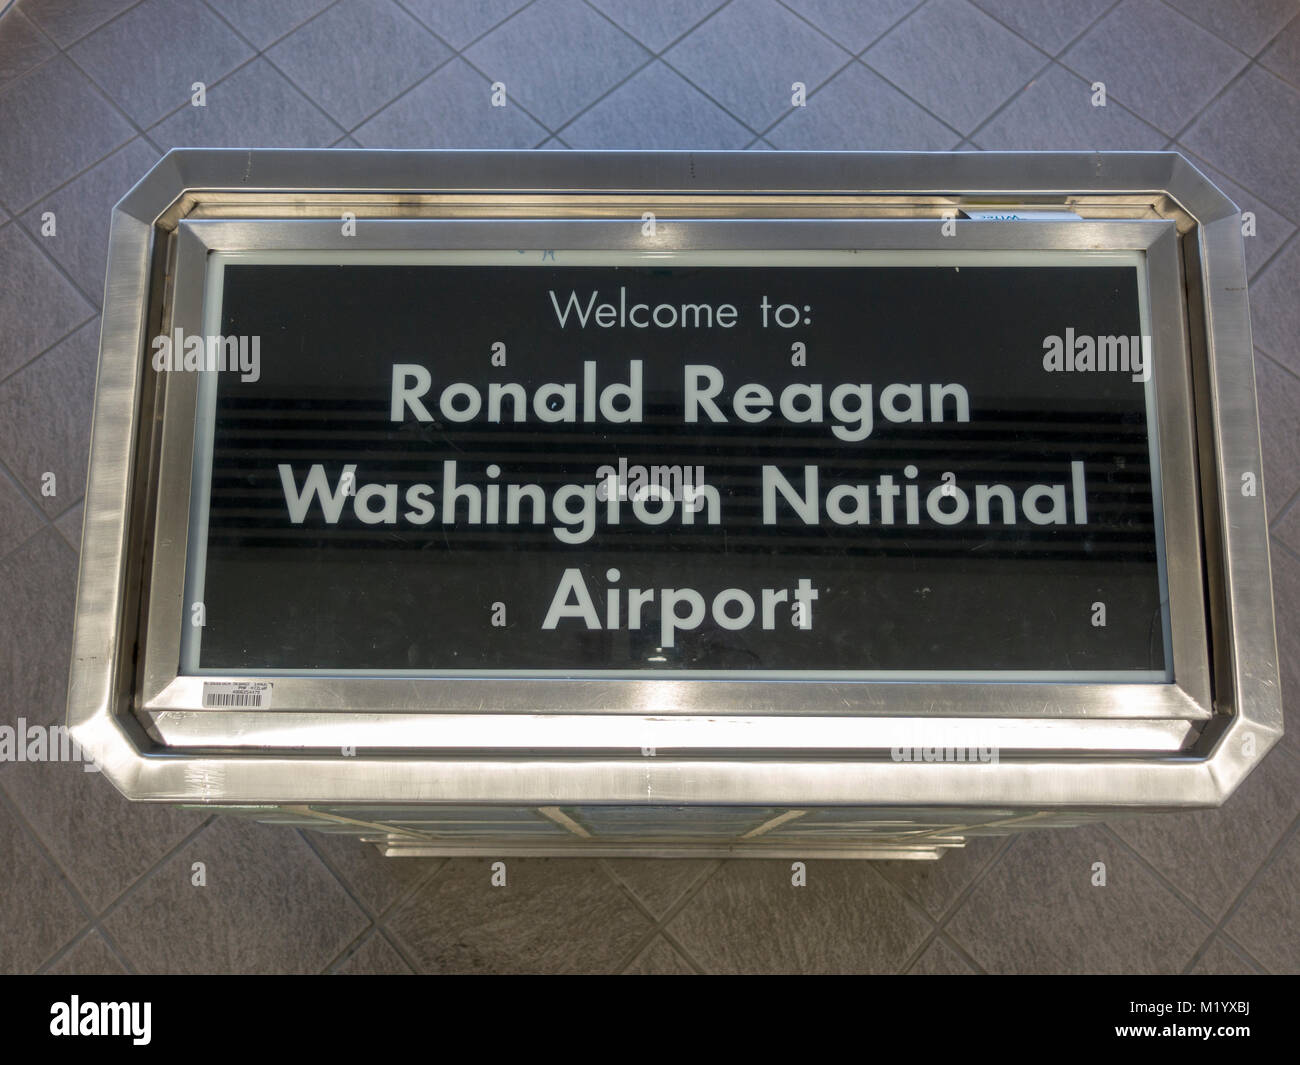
[67,150,1281,813]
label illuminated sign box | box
[68,150,1282,859]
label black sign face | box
[182,253,1170,679]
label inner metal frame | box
[66,150,1281,812]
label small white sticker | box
[202,681,273,709]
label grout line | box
[867,860,943,974]
[140,49,347,148]
[970,0,1124,59]
[323,925,379,974]
[199,0,350,56]
[1098,820,1224,928]
[606,857,721,973]
[7,139,161,261]
[771,0,871,55]
[41,41,167,160]
[20,0,151,53]
[296,827,447,973]
[88,814,217,935]
[924,834,1018,974]
[533,54,661,145]
[0,301,97,390]
[1164,59,1258,147]
[1174,144,1300,228]
[840,0,1049,147]
[1270,487,1300,533]
[0,777,195,974]
[1271,535,1300,570]
[1150,0,1262,62]
[1205,931,1270,974]
[0,456,83,566]
[957,58,1054,147]
[342,0,554,141]
[1180,811,1300,974]
[1155,0,1292,60]
[35,925,100,975]
[1246,227,1298,288]
[1255,339,1300,391]
[751,53,870,144]
[394,0,543,55]
[1254,13,1300,91]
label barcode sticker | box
[202,681,273,709]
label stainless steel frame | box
[67,150,1282,858]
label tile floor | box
[1,0,1298,974]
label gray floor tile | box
[1277,501,1300,556]
[1223,823,1300,972]
[69,0,254,128]
[589,0,726,53]
[204,0,337,49]
[0,9,54,88]
[45,930,130,973]
[1165,0,1298,55]
[0,319,98,517]
[561,60,752,148]
[148,58,344,149]
[1250,235,1300,374]
[1175,150,1296,274]
[399,0,532,50]
[666,860,933,973]
[908,934,977,973]
[303,830,442,913]
[2,758,209,912]
[0,470,44,558]
[767,60,959,149]
[102,816,369,972]
[782,0,924,54]
[354,57,547,148]
[973,0,1113,55]
[53,500,82,552]
[465,0,649,129]
[1189,935,1263,974]
[973,63,1165,149]
[664,0,849,131]
[1260,14,1300,85]
[864,0,1043,134]
[624,934,696,973]
[332,930,413,973]
[1062,0,1247,134]
[875,836,1004,918]
[1184,67,1300,211]
[268,0,450,130]
[0,55,134,211]
[19,138,158,302]
[602,858,714,917]
[946,827,1210,973]
[0,799,85,972]
[0,226,94,379]
[387,858,652,973]
[0,530,75,737]
[20,0,140,47]
[1268,542,1300,759]
[1109,748,1300,920]
[1255,355,1300,520]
